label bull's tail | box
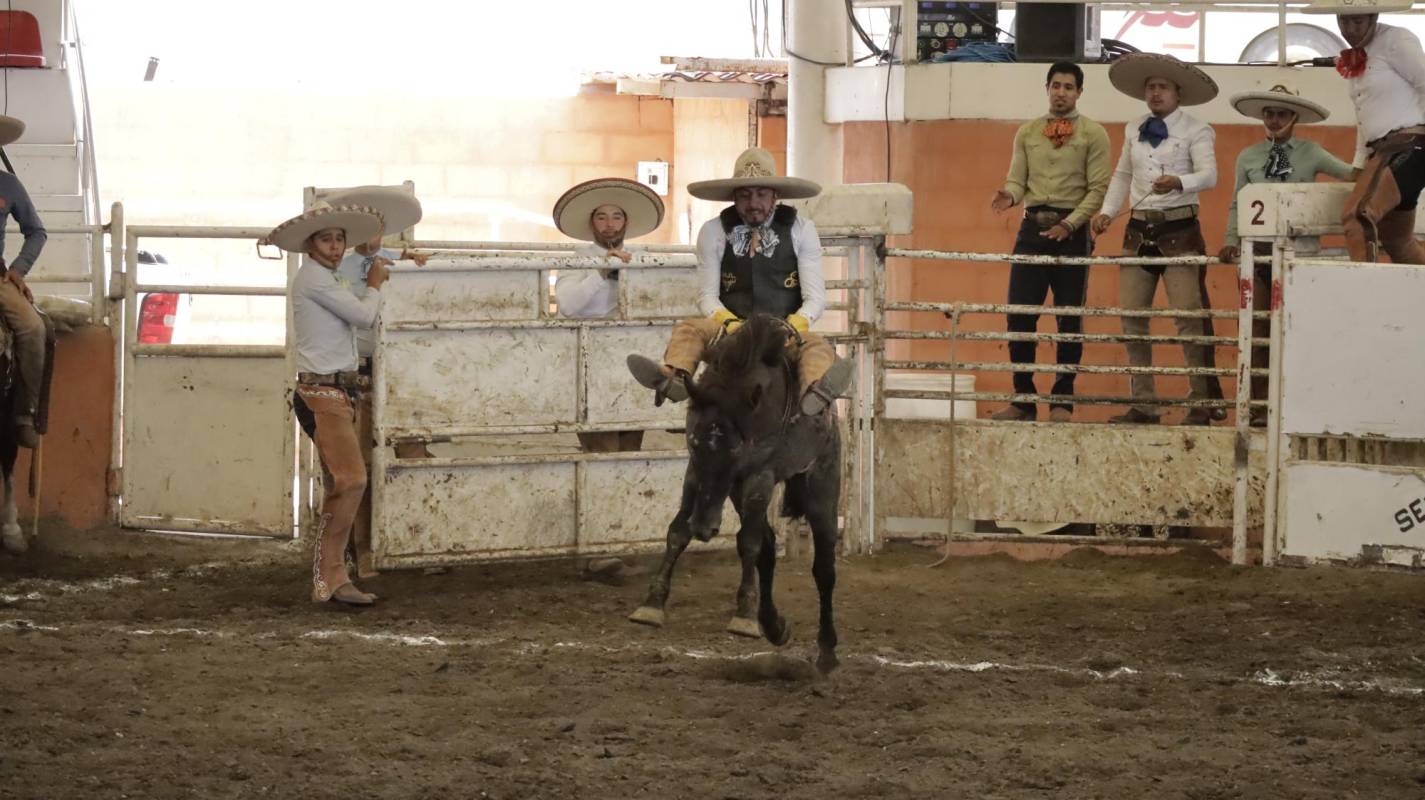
[779,474,808,521]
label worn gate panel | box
[625,268,700,318]
[385,270,540,322]
[877,418,1264,526]
[577,457,734,550]
[121,356,292,535]
[376,462,576,565]
[382,328,577,431]
[583,325,684,426]
[1282,463,1425,567]
[1282,264,1425,439]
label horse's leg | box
[629,462,698,627]
[0,462,20,554]
[807,459,842,673]
[756,519,790,646]
[727,472,773,639]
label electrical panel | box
[916,2,998,61]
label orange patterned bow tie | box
[1043,118,1074,148]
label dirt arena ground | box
[1,526,1423,799]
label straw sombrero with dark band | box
[553,178,664,241]
[1231,82,1331,124]
[1109,53,1219,106]
[267,203,384,253]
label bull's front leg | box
[726,471,774,638]
[629,462,697,628]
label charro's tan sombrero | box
[688,147,821,201]
[267,202,383,253]
[324,186,422,236]
[1303,0,1412,14]
[1231,82,1330,124]
[552,178,664,241]
[0,115,24,147]
[1109,53,1219,106]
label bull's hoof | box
[725,616,762,638]
[1,524,26,555]
[628,606,666,628]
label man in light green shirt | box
[1219,83,1352,425]
[989,61,1112,422]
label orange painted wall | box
[845,118,1357,422]
[13,327,114,531]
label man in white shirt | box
[626,148,851,416]
[552,178,665,453]
[1305,0,1425,262]
[1091,53,1225,426]
[267,202,388,607]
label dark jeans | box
[1007,213,1091,412]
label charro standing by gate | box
[1218,83,1351,427]
[266,201,388,607]
[625,147,852,413]
[1092,53,1225,426]
[552,177,665,453]
[323,186,428,579]
[1304,0,1425,263]
[0,112,50,450]
[989,61,1111,423]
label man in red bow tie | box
[989,62,1111,422]
[1305,0,1425,262]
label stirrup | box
[626,355,688,404]
[799,358,854,416]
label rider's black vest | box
[718,205,802,319]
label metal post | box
[1277,1,1288,67]
[1263,240,1289,566]
[787,0,846,188]
[1231,238,1256,566]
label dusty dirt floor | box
[2,525,1424,799]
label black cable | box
[4,0,11,116]
[845,0,887,57]
[965,7,1014,42]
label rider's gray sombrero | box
[0,115,24,147]
[552,178,665,241]
[267,202,384,253]
[688,147,822,201]
[1109,53,1219,106]
[324,186,423,235]
[1231,82,1330,124]
[1302,0,1412,14]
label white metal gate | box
[116,225,298,536]
[368,240,874,568]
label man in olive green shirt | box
[990,61,1112,421]
[1218,83,1352,425]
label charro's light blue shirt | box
[292,256,382,375]
[335,247,397,356]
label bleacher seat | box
[0,11,45,68]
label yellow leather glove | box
[712,308,742,333]
[786,313,810,334]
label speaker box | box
[1015,2,1093,62]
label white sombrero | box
[0,115,24,147]
[324,186,422,236]
[1109,53,1219,106]
[1231,82,1330,124]
[1303,0,1412,14]
[688,147,821,201]
[267,202,384,253]
[552,178,665,242]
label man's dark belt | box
[1367,125,1425,156]
[1025,205,1075,228]
[297,370,368,389]
[1130,205,1197,225]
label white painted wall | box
[827,62,1361,127]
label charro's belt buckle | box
[1032,210,1063,228]
[1141,210,1167,225]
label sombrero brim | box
[323,186,423,235]
[1109,54,1219,106]
[0,115,25,147]
[1303,1,1412,14]
[269,205,384,253]
[553,178,665,241]
[687,176,822,201]
[1231,92,1330,124]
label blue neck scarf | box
[1138,116,1169,149]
